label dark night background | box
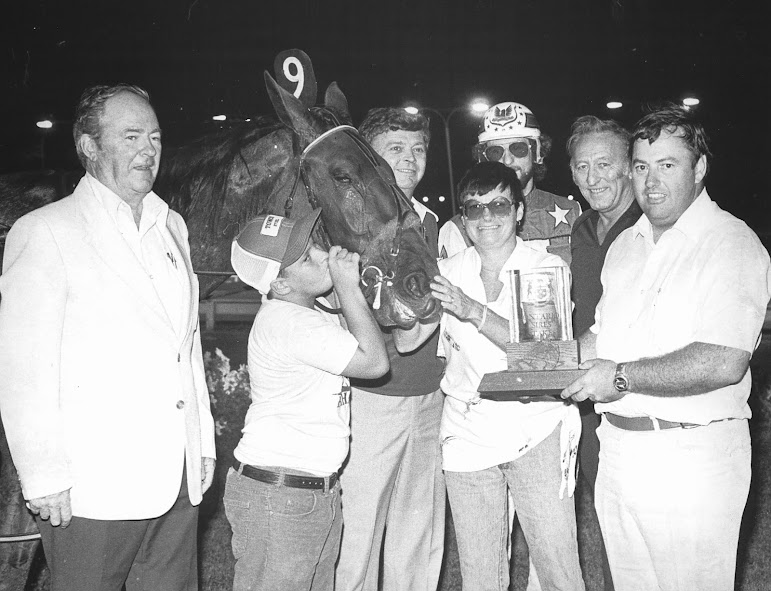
[2,0,769,239]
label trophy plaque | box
[478,267,586,402]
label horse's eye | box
[334,174,352,184]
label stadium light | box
[404,100,490,214]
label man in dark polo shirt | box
[336,108,445,591]
[567,115,642,591]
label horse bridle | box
[195,123,417,314]
[281,124,415,310]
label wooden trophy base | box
[478,339,586,402]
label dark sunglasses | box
[482,141,531,162]
[462,199,515,221]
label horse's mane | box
[155,105,350,241]
[155,115,283,229]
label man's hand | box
[561,358,624,404]
[328,246,361,293]
[27,489,72,528]
[201,457,216,494]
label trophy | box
[477,266,586,402]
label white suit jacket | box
[0,175,216,520]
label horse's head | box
[266,73,440,328]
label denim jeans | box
[223,466,343,591]
[596,417,751,591]
[445,424,585,591]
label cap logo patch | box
[493,105,514,120]
[489,105,523,130]
[261,215,283,236]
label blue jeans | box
[223,466,343,591]
[445,424,585,591]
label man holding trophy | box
[562,105,771,590]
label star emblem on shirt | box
[548,205,570,228]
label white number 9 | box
[282,57,305,99]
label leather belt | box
[233,461,338,491]
[604,412,703,431]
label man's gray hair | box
[566,115,631,164]
[73,84,152,168]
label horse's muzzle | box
[403,271,431,300]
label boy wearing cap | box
[224,209,389,591]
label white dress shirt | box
[594,189,771,424]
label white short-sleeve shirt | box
[235,298,359,475]
[594,190,771,424]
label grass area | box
[25,334,771,590]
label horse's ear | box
[324,82,352,124]
[273,49,317,109]
[265,71,320,146]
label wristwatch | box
[613,363,630,393]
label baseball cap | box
[231,209,322,295]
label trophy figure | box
[478,266,585,401]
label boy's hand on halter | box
[328,245,361,292]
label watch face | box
[613,375,629,392]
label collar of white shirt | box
[411,198,439,224]
[86,172,169,234]
[633,188,714,243]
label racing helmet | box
[475,102,543,163]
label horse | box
[0,70,440,589]
[157,73,440,327]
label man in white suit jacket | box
[0,84,216,591]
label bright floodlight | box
[470,100,489,114]
[683,97,700,107]
[212,114,227,121]
[606,101,623,110]
[438,196,446,202]
[36,120,53,129]
[422,196,429,203]
[404,106,419,115]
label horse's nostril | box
[403,272,429,298]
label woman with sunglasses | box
[396,161,584,591]
[439,101,582,267]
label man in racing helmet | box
[439,102,581,264]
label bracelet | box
[477,305,488,332]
